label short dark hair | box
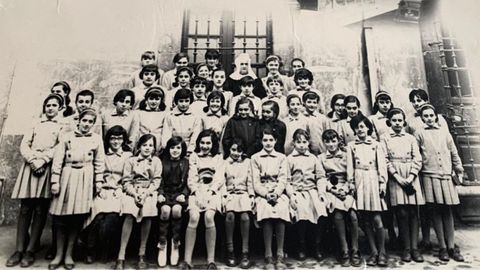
[139,64,160,80]
[327,93,346,118]
[173,67,194,88]
[287,94,302,106]
[240,76,255,87]
[135,134,157,156]
[113,89,135,106]
[190,76,209,88]
[139,86,166,111]
[194,129,220,156]
[162,136,187,160]
[386,107,407,127]
[261,126,278,140]
[234,97,254,117]
[141,51,155,60]
[293,68,314,85]
[204,90,227,115]
[322,129,340,142]
[291,58,305,67]
[409,88,429,102]
[343,95,361,107]
[173,52,189,64]
[76,89,95,103]
[205,49,220,59]
[104,125,131,152]
[293,128,310,142]
[349,114,373,136]
[372,92,393,114]
[173,88,194,105]
[302,91,320,103]
[261,100,279,120]
[266,77,284,87]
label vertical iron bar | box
[255,19,260,75]
[243,19,247,53]
[180,9,190,55]
[206,17,211,48]
[193,17,199,63]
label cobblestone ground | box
[0,224,479,269]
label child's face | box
[229,144,243,161]
[266,60,280,74]
[346,102,359,118]
[209,97,222,113]
[197,66,210,79]
[212,71,226,88]
[206,56,218,68]
[378,98,392,114]
[293,135,309,154]
[354,121,369,140]
[291,60,304,73]
[324,137,339,153]
[141,57,154,66]
[78,114,95,134]
[176,98,191,112]
[261,104,275,120]
[178,71,191,88]
[199,136,213,155]
[421,108,437,127]
[267,81,282,96]
[76,95,93,113]
[261,134,276,152]
[51,85,66,97]
[390,113,405,133]
[238,103,251,118]
[109,135,124,152]
[175,57,188,68]
[412,95,427,111]
[115,96,132,113]
[143,71,157,86]
[192,84,206,99]
[146,95,161,110]
[239,61,249,75]
[169,143,182,159]
[334,98,345,115]
[304,98,318,114]
[297,77,310,89]
[288,97,302,116]
[241,84,254,96]
[140,138,155,157]
[44,99,60,119]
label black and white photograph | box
[0,0,479,269]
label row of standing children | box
[6,49,465,270]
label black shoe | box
[350,249,362,267]
[85,255,94,264]
[419,240,432,251]
[377,252,388,267]
[20,251,35,267]
[226,251,236,267]
[411,249,424,263]
[339,250,350,267]
[114,260,124,270]
[449,247,464,262]
[438,248,450,262]
[47,263,61,270]
[366,253,378,266]
[6,251,23,267]
[207,262,217,270]
[401,249,411,262]
[275,256,286,270]
[264,256,274,270]
[315,250,324,261]
[240,253,251,269]
[137,255,147,269]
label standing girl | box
[162,88,202,154]
[222,97,260,158]
[382,108,424,263]
[251,127,290,270]
[211,69,233,112]
[86,126,132,264]
[286,129,328,261]
[261,77,288,119]
[157,136,189,267]
[161,52,190,91]
[346,114,388,267]
[137,86,168,153]
[182,130,223,270]
[165,66,194,109]
[338,95,372,145]
[289,68,324,114]
[217,138,254,268]
[319,129,360,267]
[225,53,265,98]
[229,76,262,116]
[284,94,309,155]
[201,90,229,139]
[6,94,64,268]
[48,108,105,270]
[369,91,394,140]
[115,134,162,270]
[414,104,464,262]
[257,100,286,154]
[260,55,291,94]
[326,94,346,131]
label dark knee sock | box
[17,200,34,252]
[263,221,273,258]
[334,211,348,252]
[27,199,49,252]
[225,212,235,252]
[171,217,182,244]
[297,221,307,250]
[397,207,411,250]
[275,221,285,257]
[158,219,169,246]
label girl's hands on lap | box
[51,183,60,195]
[176,194,186,203]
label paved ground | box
[0,223,479,269]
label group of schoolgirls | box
[6,49,465,270]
